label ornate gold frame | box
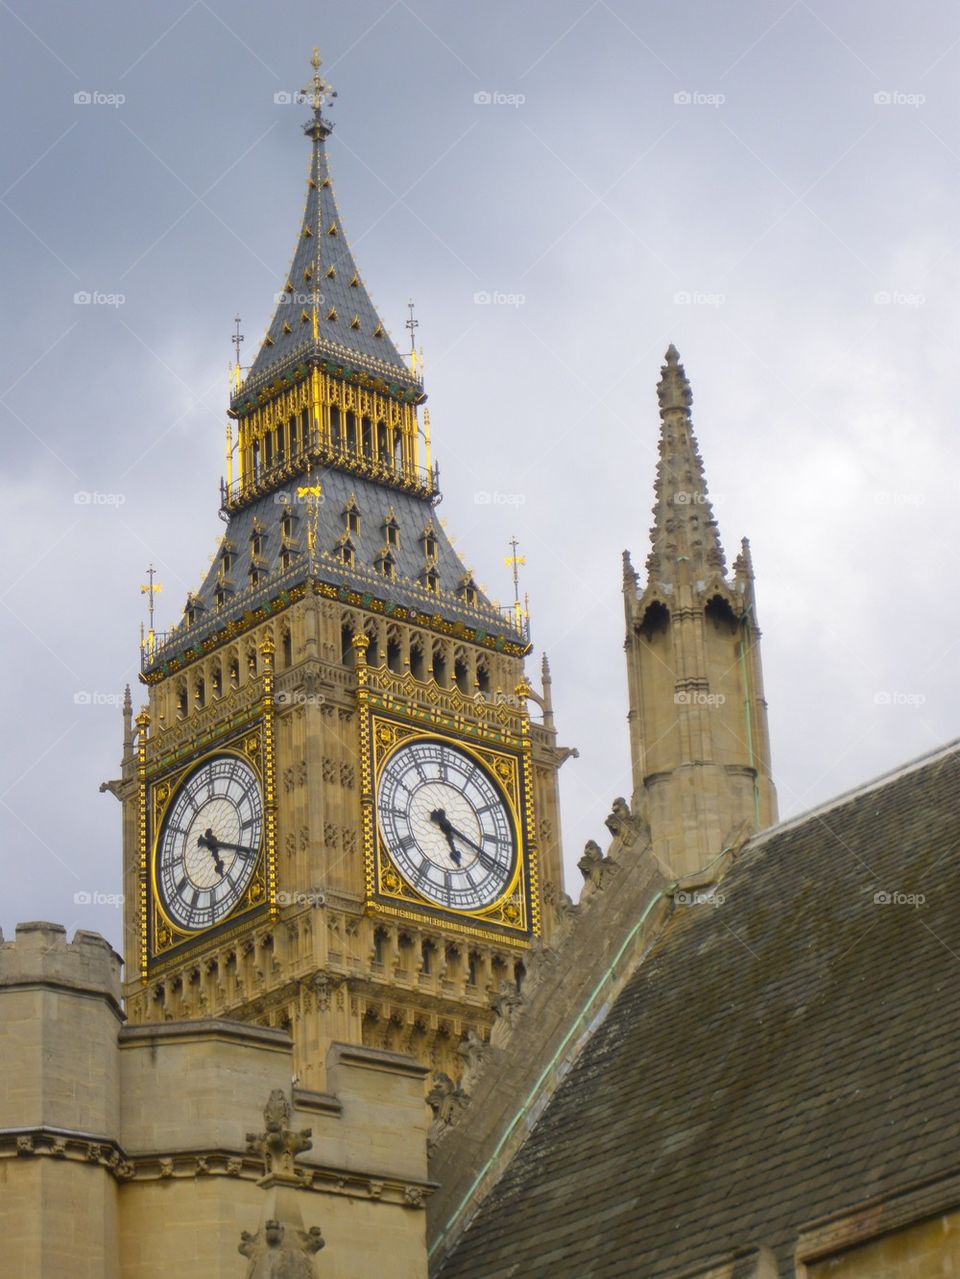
[356,640,539,941]
[138,639,279,974]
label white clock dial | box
[156,755,263,932]
[377,738,517,911]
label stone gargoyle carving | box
[246,1090,313,1181]
[578,839,608,890]
[239,1218,325,1278]
[426,1071,468,1126]
[603,796,647,847]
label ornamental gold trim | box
[143,720,275,970]
[361,702,538,940]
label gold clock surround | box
[363,700,541,941]
[137,641,280,975]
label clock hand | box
[429,809,462,867]
[197,828,226,877]
[209,840,259,857]
[445,823,487,859]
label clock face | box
[155,755,264,932]
[377,738,517,912]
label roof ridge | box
[742,736,960,854]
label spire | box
[236,50,418,407]
[646,346,725,584]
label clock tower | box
[120,53,569,1091]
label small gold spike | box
[350,315,360,329]
[327,307,337,321]
[327,222,338,236]
[303,226,313,238]
[265,335,275,347]
[373,323,383,337]
[300,310,311,324]
[326,265,336,279]
[304,266,313,280]
[349,274,359,288]
[321,176,331,188]
[282,321,293,334]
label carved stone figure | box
[489,979,523,1023]
[238,1218,325,1278]
[426,1071,468,1126]
[246,1090,313,1180]
[604,796,642,845]
[578,840,607,890]
[456,1027,487,1092]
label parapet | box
[0,921,123,1014]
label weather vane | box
[505,537,527,633]
[140,563,163,657]
[406,299,421,377]
[231,315,244,392]
[302,46,337,122]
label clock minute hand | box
[429,808,463,867]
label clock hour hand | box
[429,808,463,867]
[445,823,486,860]
[196,828,226,877]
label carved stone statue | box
[238,1218,325,1278]
[604,796,647,847]
[246,1090,313,1181]
[489,979,523,1023]
[456,1028,487,1093]
[578,839,607,890]
[426,1071,468,1126]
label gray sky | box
[2,0,958,950]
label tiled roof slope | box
[237,103,417,403]
[146,467,514,672]
[437,742,960,1278]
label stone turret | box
[623,347,777,879]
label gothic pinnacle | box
[645,345,725,582]
[657,344,692,414]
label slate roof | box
[146,466,516,672]
[234,103,419,406]
[436,741,960,1278]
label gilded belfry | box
[622,345,777,879]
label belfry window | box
[344,498,361,535]
[289,414,299,455]
[383,511,400,548]
[361,416,373,460]
[345,411,357,454]
[330,405,342,450]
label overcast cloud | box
[1,0,958,949]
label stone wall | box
[0,920,432,1278]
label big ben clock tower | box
[120,52,569,1090]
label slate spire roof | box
[236,52,418,405]
[646,345,726,583]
